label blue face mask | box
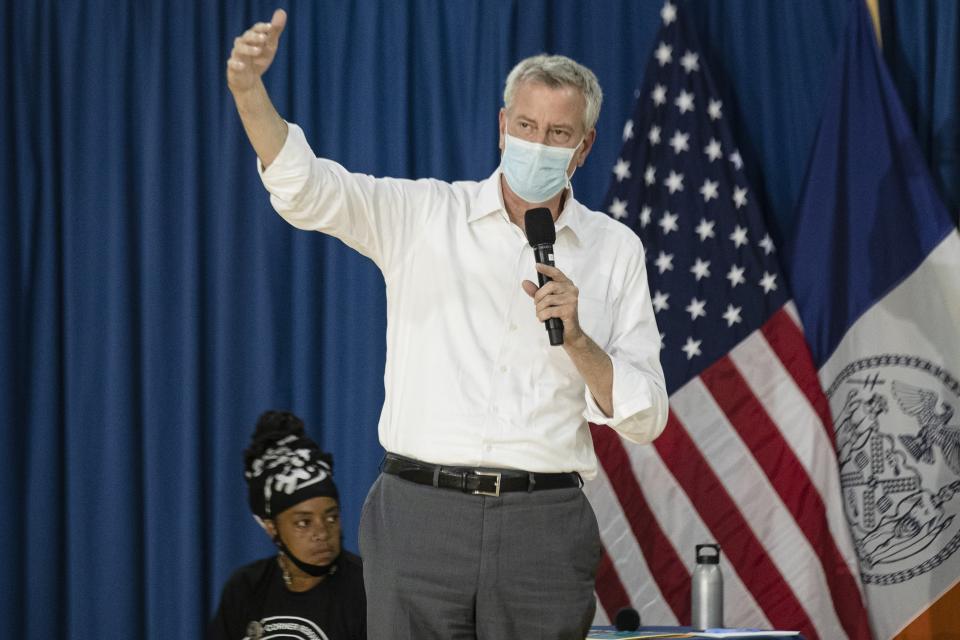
[500,132,582,203]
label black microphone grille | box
[524,207,555,246]
[614,607,641,631]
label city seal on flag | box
[826,354,960,586]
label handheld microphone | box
[524,207,563,346]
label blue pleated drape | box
[1,1,956,637]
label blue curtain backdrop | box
[879,0,960,218]
[1,1,956,637]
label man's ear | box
[577,128,597,167]
[498,108,507,152]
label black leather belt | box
[382,453,582,496]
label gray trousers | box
[358,470,602,640]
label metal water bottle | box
[691,543,723,630]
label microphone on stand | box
[614,607,641,631]
[523,207,563,346]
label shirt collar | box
[467,170,505,224]
[554,188,585,243]
[468,169,585,243]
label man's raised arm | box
[226,8,289,169]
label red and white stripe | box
[588,303,871,639]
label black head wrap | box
[244,411,338,520]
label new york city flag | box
[790,2,960,638]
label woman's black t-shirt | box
[208,551,366,640]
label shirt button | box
[499,365,508,373]
[484,444,493,452]
[509,323,518,331]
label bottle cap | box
[696,543,721,564]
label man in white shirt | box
[227,9,668,639]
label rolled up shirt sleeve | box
[582,356,668,444]
[257,122,318,202]
[581,238,669,444]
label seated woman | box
[209,411,366,639]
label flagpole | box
[864,0,883,48]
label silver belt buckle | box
[472,471,501,496]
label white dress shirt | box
[259,123,668,478]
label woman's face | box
[271,496,342,568]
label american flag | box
[585,3,872,638]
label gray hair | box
[503,54,603,132]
